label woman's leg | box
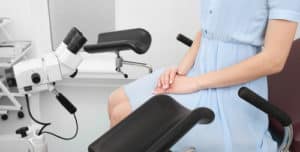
[108,69,165,127]
[108,87,132,127]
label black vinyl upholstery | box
[88,95,214,152]
[84,28,151,54]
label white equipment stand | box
[0,17,32,115]
[0,17,47,152]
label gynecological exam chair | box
[87,35,300,152]
[1,27,215,152]
[84,31,216,152]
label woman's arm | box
[154,20,298,94]
[195,20,297,89]
[177,31,202,75]
[156,31,202,89]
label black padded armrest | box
[238,87,292,127]
[84,28,151,54]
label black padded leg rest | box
[84,28,151,55]
[88,95,190,152]
[146,108,214,152]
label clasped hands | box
[153,67,200,94]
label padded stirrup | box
[84,28,151,54]
[89,95,214,152]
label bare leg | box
[108,87,132,128]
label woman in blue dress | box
[108,0,300,151]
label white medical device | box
[1,27,86,152]
[5,27,86,94]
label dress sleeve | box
[268,0,300,23]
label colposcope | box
[1,27,86,152]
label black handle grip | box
[177,34,193,47]
[56,93,77,114]
[238,87,292,127]
[196,107,215,124]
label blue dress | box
[124,0,300,151]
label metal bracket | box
[115,51,153,78]
[279,125,293,152]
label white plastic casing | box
[14,53,62,93]
[55,43,83,76]
[13,42,83,93]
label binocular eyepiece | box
[64,27,87,54]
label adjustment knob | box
[1,114,8,121]
[16,127,29,138]
[31,73,41,84]
[18,111,25,119]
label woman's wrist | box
[194,76,205,90]
[177,64,190,75]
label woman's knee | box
[110,102,131,121]
[108,87,130,113]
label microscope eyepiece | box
[67,33,87,54]
[63,27,82,45]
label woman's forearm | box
[177,31,202,75]
[195,51,279,90]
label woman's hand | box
[157,67,180,89]
[154,75,200,94]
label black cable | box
[25,94,79,140]
[39,123,50,135]
[41,114,79,140]
[25,94,51,135]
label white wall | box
[48,0,115,49]
[0,0,52,56]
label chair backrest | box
[268,39,300,151]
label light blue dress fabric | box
[124,0,300,151]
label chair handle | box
[177,34,193,47]
[238,87,292,127]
